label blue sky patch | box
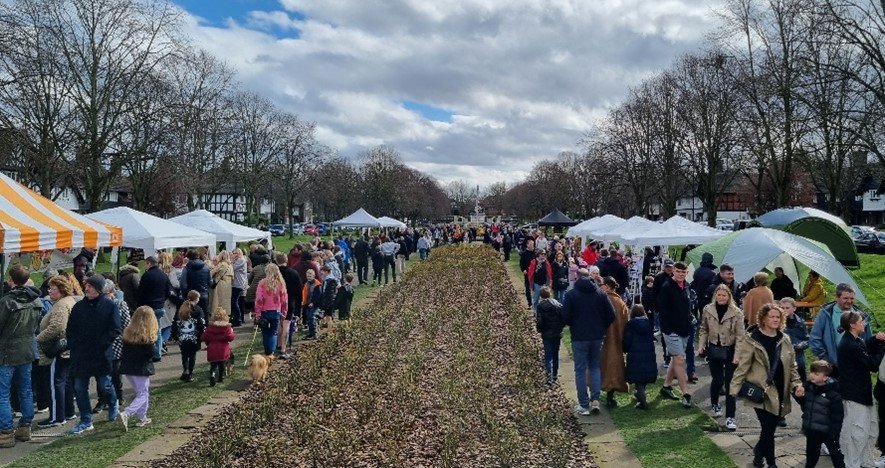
[401,100,454,123]
[175,0,303,38]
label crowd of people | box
[513,226,885,468]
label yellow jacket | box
[799,279,825,307]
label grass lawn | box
[8,340,252,468]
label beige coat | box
[600,291,628,393]
[730,329,802,416]
[743,286,774,326]
[36,295,76,365]
[698,302,745,349]
[209,262,233,317]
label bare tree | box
[445,180,479,216]
[358,145,404,217]
[275,115,324,237]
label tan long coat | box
[600,290,629,393]
[209,262,233,317]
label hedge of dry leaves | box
[154,245,593,467]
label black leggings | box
[373,268,382,284]
[180,342,199,375]
[210,361,226,381]
[754,409,781,465]
[708,357,736,417]
[384,255,395,283]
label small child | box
[301,270,322,339]
[567,257,579,290]
[118,306,158,431]
[535,286,564,384]
[371,246,384,286]
[622,304,657,409]
[176,291,205,382]
[319,265,338,328]
[335,273,355,326]
[781,297,809,383]
[201,307,235,387]
[799,360,845,468]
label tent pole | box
[0,253,5,286]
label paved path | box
[0,325,255,466]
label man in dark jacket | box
[657,262,693,408]
[690,252,716,308]
[0,266,42,446]
[276,253,302,358]
[519,239,536,307]
[66,275,121,434]
[562,270,616,414]
[137,256,173,361]
[180,249,210,312]
[705,264,745,308]
[353,235,370,285]
[597,249,629,296]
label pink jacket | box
[255,280,288,318]
[568,263,579,282]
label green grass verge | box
[607,383,736,468]
[8,340,251,468]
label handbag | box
[706,343,730,362]
[42,338,68,359]
[738,344,781,404]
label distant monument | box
[469,197,486,225]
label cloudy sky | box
[174,0,720,187]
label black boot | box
[606,391,618,408]
[635,387,648,409]
[209,372,216,387]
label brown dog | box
[248,354,273,383]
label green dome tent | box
[756,207,859,268]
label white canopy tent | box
[170,209,272,251]
[621,215,726,247]
[566,214,625,239]
[596,216,658,243]
[332,208,382,228]
[378,216,407,229]
[688,228,869,305]
[87,207,217,256]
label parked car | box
[851,225,876,240]
[268,224,286,236]
[854,231,885,254]
[715,218,734,231]
[317,223,330,235]
[291,222,304,235]
[303,223,319,235]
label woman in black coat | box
[622,305,657,409]
[550,251,570,303]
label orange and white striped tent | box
[0,172,122,253]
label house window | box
[870,190,881,202]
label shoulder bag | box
[738,344,781,404]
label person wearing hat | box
[137,256,174,361]
[65,275,121,435]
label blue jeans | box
[152,308,166,360]
[304,307,317,337]
[542,337,561,381]
[686,323,696,375]
[532,283,544,307]
[74,374,116,426]
[0,363,34,430]
[419,248,428,260]
[260,311,281,355]
[572,339,604,407]
[555,289,566,304]
[161,326,171,347]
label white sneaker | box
[820,443,829,456]
[573,404,590,416]
[134,417,151,428]
[725,417,737,431]
[873,454,884,467]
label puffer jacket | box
[697,302,745,349]
[730,328,801,416]
[535,298,564,340]
[36,295,77,364]
[201,321,234,363]
[119,342,155,376]
[800,379,843,438]
[0,286,43,366]
[117,265,141,311]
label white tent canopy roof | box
[720,228,868,305]
[332,208,382,227]
[169,209,272,250]
[596,216,658,243]
[566,214,625,238]
[622,215,726,247]
[87,207,216,254]
[378,216,407,229]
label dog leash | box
[243,325,260,368]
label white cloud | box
[178,0,721,187]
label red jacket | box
[527,259,553,287]
[582,246,598,267]
[201,322,235,363]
